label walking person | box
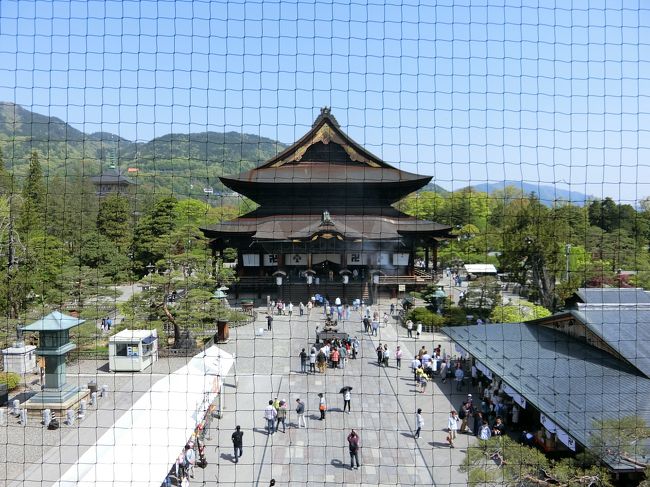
[318,393,327,420]
[267,313,273,331]
[382,344,390,367]
[406,319,413,338]
[371,319,379,336]
[415,408,424,439]
[454,364,465,391]
[231,425,243,463]
[299,302,305,316]
[264,400,277,435]
[309,347,317,373]
[299,348,308,374]
[447,410,459,448]
[416,321,422,338]
[395,345,402,369]
[275,400,287,433]
[411,356,421,380]
[183,443,196,479]
[341,387,351,413]
[347,429,361,470]
[295,398,307,428]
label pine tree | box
[97,193,132,252]
[17,150,46,236]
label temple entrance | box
[314,260,341,281]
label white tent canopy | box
[53,346,234,487]
[464,263,498,275]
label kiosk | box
[109,329,159,372]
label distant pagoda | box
[200,108,451,300]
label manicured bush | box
[406,307,446,330]
[0,372,22,391]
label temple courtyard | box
[4,300,472,487]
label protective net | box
[0,1,648,486]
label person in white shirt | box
[264,400,277,435]
[447,410,460,448]
[416,322,423,338]
[415,408,424,439]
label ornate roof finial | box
[313,106,340,128]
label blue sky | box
[0,0,648,201]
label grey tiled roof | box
[572,287,650,305]
[441,323,650,471]
[571,307,650,379]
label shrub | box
[406,307,446,330]
[0,372,22,391]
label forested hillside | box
[0,102,285,197]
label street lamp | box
[273,270,286,300]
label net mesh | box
[0,1,648,486]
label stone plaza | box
[5,298,473,487]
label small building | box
[441,287,650,476]
[109,329,159,372]
[91,166,134,196]
[1,342,37,374]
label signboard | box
[392,253,410,266]
[242,254,260,267]
[286,253,308,266]
[540,413,557,433]
[398,284,406,292]
[475,361,493,380]
[346,252,368,265]
[502,383,527,408]
[263,254,278,266]
[376,253,391,266]
[556,427,576,451]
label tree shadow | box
[96,362,110,373]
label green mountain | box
[0,102,286,198]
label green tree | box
[498,195,569,310]
[97,194,132,252]
[490,300,551,323]
[590,416,650,468]
[459,277,501,319]
[462,436,613,486]
[17,151,46,236]
[131,196,178,274]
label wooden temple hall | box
[200,108,452,303]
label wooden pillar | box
[431,242,438,272]
[424,246,430,271]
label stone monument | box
[21,311,90,417]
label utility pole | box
[565,243,572,282]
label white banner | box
[286,253,308,266]
[556,427,576,451]
[242,254,260,267]
[346,252,368,265]
[502,384,527,408]
[392,253,410,266]
[540,413,557,433]
[475,361,493,380]
[312,253,341,265]
[376,253,391,266]
[263,254,278,266]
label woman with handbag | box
[318,393,327,420]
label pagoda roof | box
[219,108,431,198]
[201,213,452,242]
[22,311,85,332]
[260,107,391,169]
[90,167,134,185]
